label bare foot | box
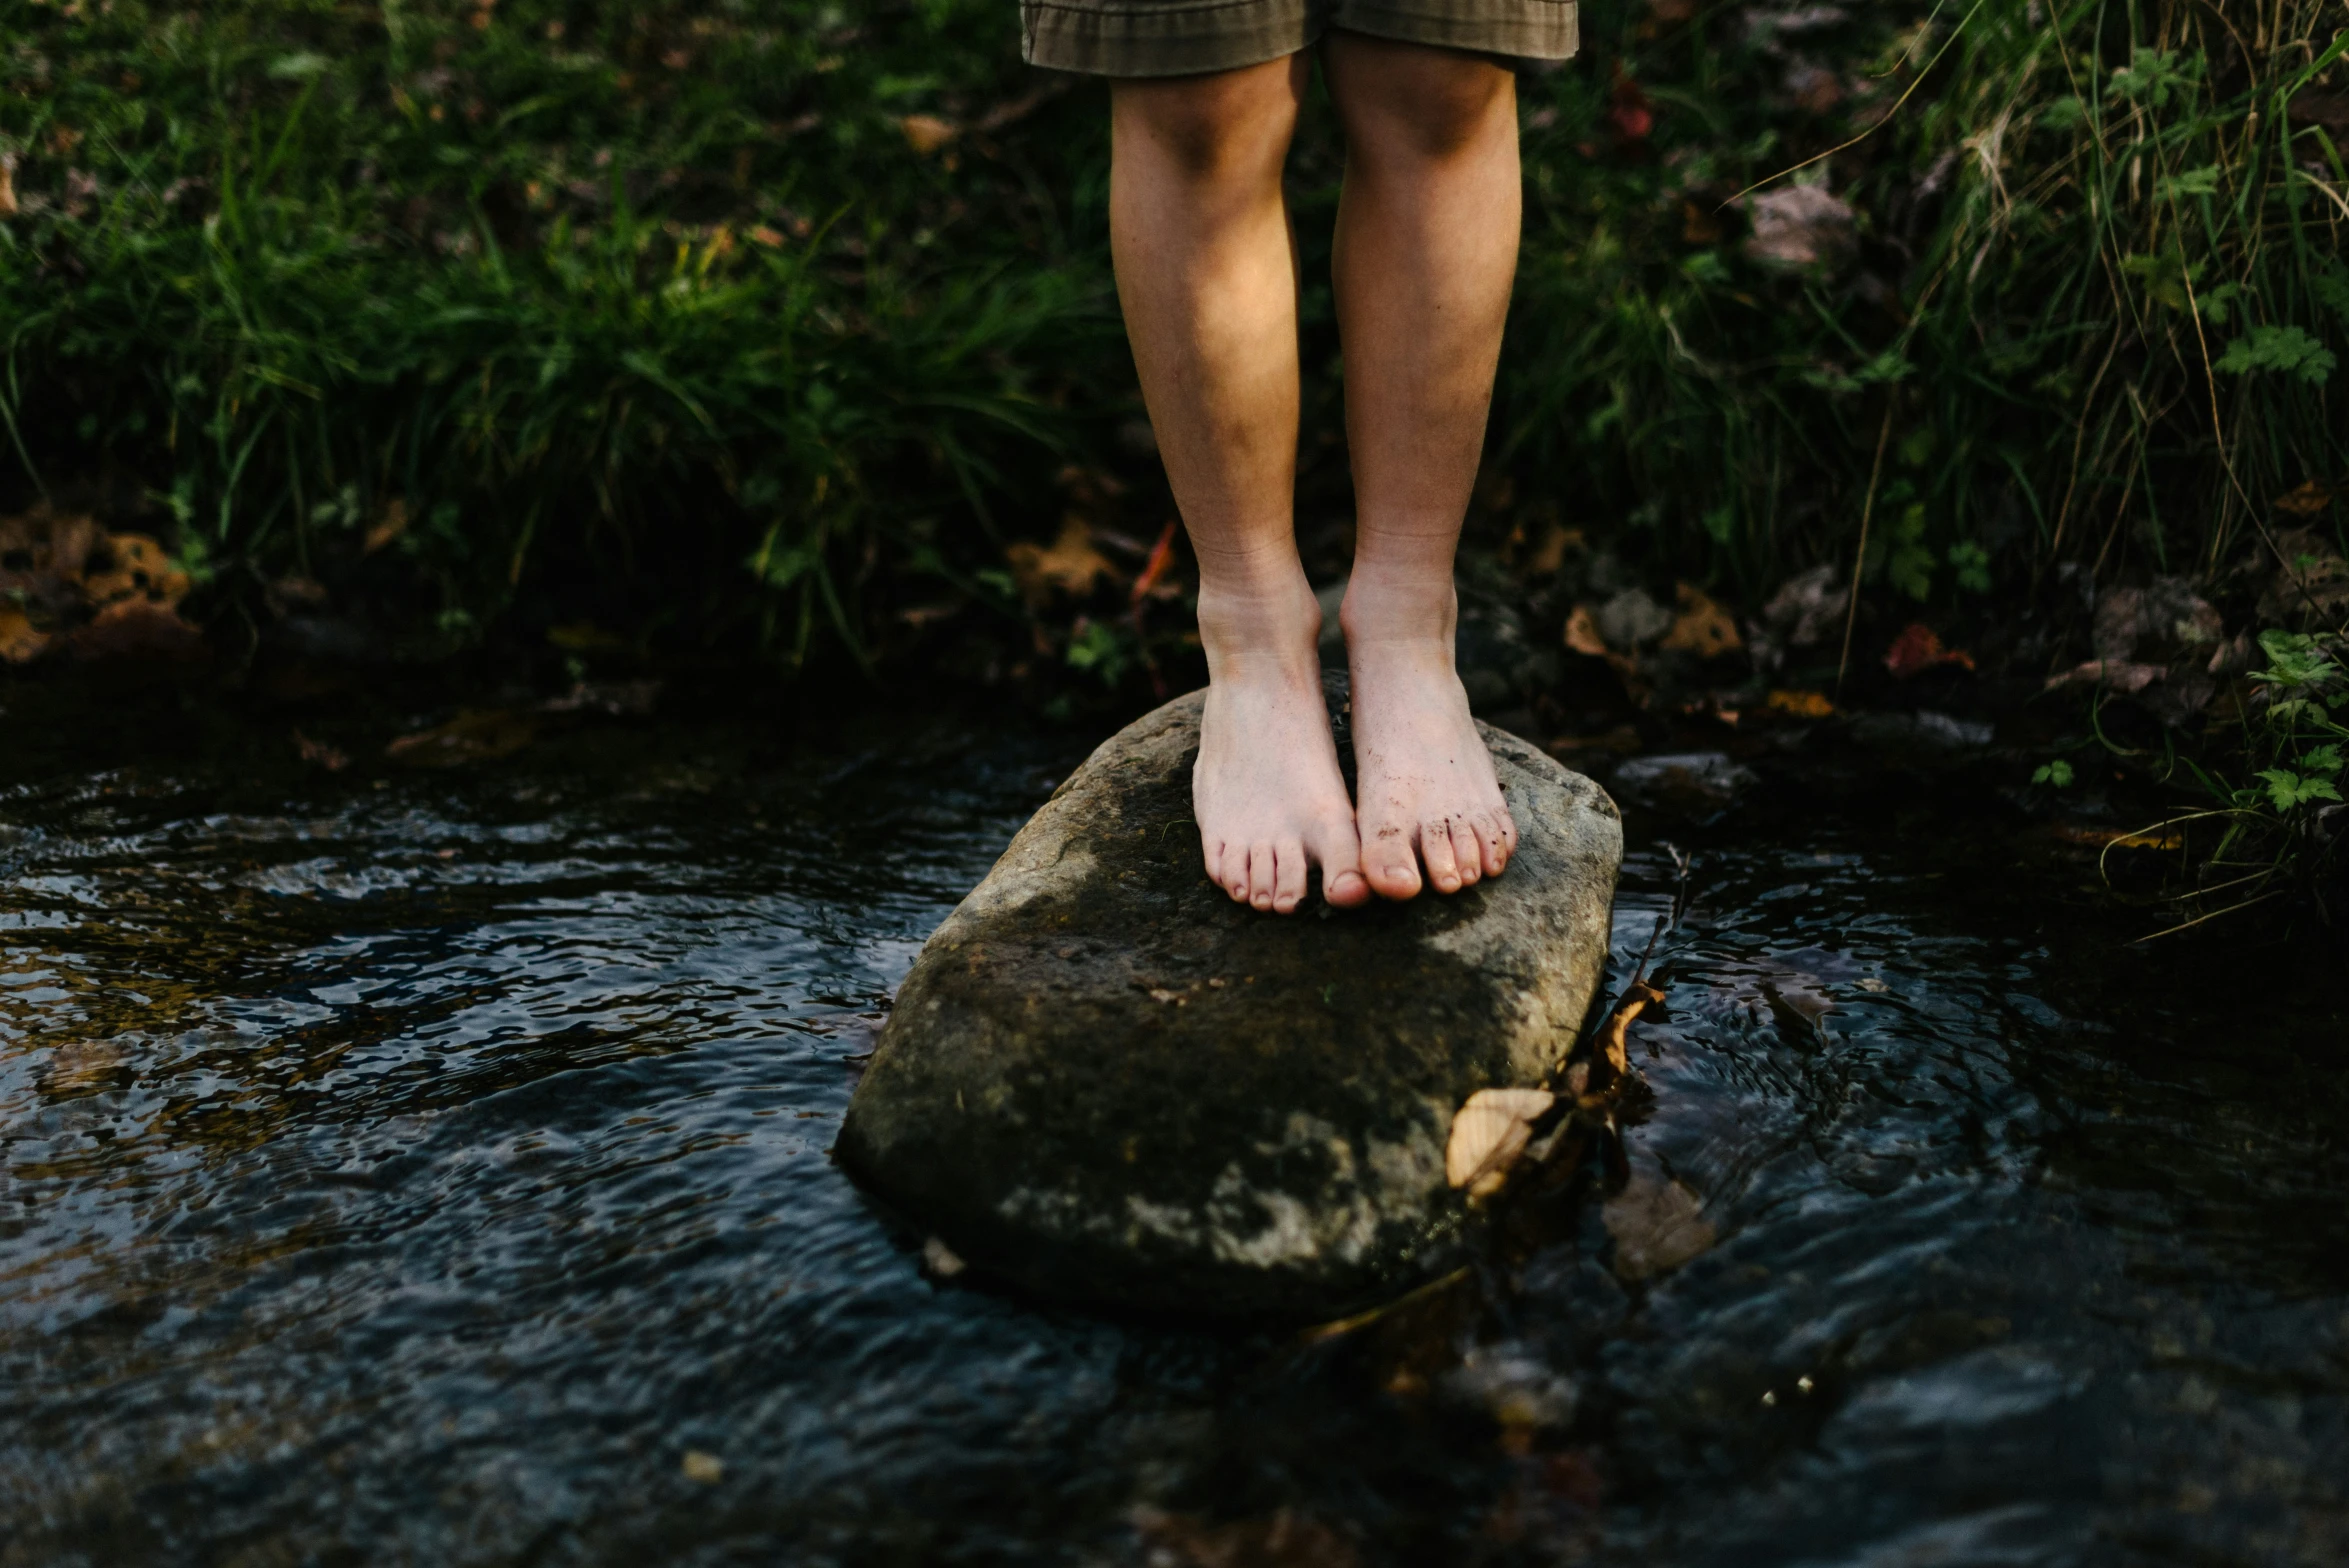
[1342,579,1517,900]
[1193,581,1371,913]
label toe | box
[1420,817,1464,894]
[1311,817,1370,908]
[1471,811,1509,877]
[1272,837,1309,914]
[1362,823,1423,901]
[1449,817,1484,885]
[1215,840,1249,903]
[1248,843,1278,911]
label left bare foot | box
[1342,578,1518,900]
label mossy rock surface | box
[836,678,1623,1320]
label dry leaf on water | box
[385,709,538,767]
[1604,1172,1715,1281]
[1588,978,1664,1099]
[679,1450,724,1484]
[1445,1087,1555,1197]
[1005,517,1120,606]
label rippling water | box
[2,688,2343,1565]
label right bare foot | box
[1193,579,1370,913]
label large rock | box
[836,678,1623,1320]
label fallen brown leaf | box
[1766,688,1835,719]
[385,709,538,767]
[2043,659,2164,695]
[1522,523,1582,577]
[1005,517,1120,606]
[1446,1087,1556,1197]
[2259,526,2349,626]
[899,113,958,154]
[1586,978,1664,1102]
[0,606,48,663]
[2273,480,2334,517]
[62,599,206,662]
[1563,603,1609,658]
[294,731,351,771]
[82,532,190,610]
[1659,581,1743,659]
[1883,622,1974,679]
[1129,520,1180,606]
[364,498,409,555]
[0,154,16,219]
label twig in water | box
[1660,841,1693,929]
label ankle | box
[1338,570,1457,651]
[1196,572,1321,676]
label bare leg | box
[1325,34,1522,900]
[1111,58,1369,912]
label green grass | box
[1,0,1119,658]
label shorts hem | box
[1331,0,1579,61]
[1023,0,1321,77]
[1020,0,1577,76]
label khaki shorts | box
[1021,0,1579,78]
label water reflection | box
[0,700,2343,1564]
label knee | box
[1342,54,1515,164]
[1113,65,1300,182]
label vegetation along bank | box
[2,0,2344,920]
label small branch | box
[1837,404,1896,697]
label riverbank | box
[3,0,2344,919]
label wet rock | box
[1849,710,1995,751]
[836,676,1623,1321]
[1608,751,1758,813]
[1597,588,1674,653]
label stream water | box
[2,685,2343,1566]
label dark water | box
[3,687,2344,1566]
